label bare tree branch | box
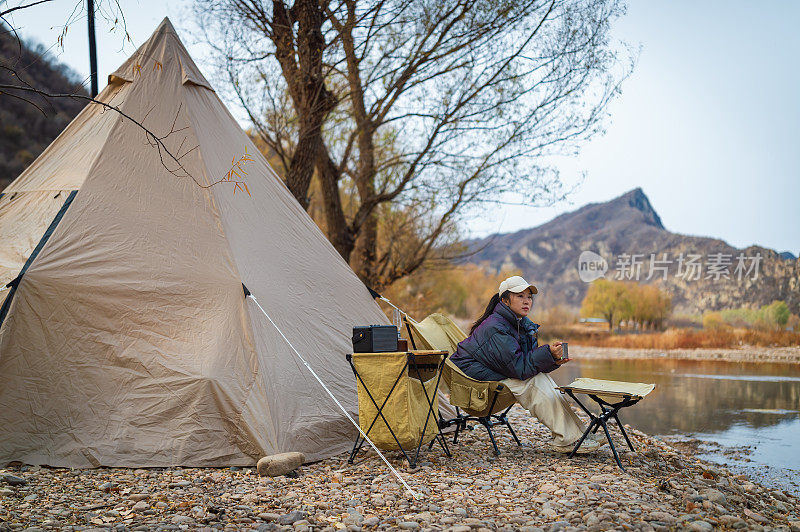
[0,0,55,18]
[0,83,249,191]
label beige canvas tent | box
[0,18,392,467]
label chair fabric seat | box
[443,358,516,418]
[559,378,655,403]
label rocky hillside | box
[463,188,800,315]
[0,24,87,189]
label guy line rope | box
[246,289,419,499]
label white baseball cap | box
[498,275,538,296]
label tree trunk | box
[316,149,355,260]
[350,173,379,287]
[351,207,380,287]
[270,0,333,209]
[284,127,320,209]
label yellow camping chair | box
[403,314,522,456]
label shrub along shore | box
[569,345,800,364]
[539,327,800,351]
[1,409,798,531]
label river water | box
[549,357,800,494]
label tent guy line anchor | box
[243,284,419,499]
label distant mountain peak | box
[614,187,664,230]
[461,185,800,315]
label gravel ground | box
[570,346,800,364]
[2,408,798,532]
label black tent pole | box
[87,0,98,97]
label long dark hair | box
[470,290,510,335]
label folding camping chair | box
[347,350,451,468]
[557,378,655,471]
[404,314,523,456]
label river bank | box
[2,408,798,531]
[570,345,800,364]
[550,356,800,499]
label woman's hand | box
[550,341,570,365]
[550,341,563,359]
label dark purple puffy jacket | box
[450,301,558,381]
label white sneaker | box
[547,438,601,455]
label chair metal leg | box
[479,418,501,456]
[451,407,462,444]
[437,430,451,458]
[504,416,522,446]
[347,436,362,464]
[409,357,452,464]
[567,422,595,459]
[600,418,626,471]
[613,412,636,451]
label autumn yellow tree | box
[628,283,672,330]
[581,280,671,331]
[581,279,628,331]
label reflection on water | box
[550,357,800,492]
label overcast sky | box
[7,0,799,255]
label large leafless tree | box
[196,0,632,288]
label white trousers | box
[501,372,586,447]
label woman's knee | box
[529,389,562,411]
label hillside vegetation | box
[1,24,87,189]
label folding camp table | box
[346,350,451,468]
[557,378,655,471]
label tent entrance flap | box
[0,190,78,327]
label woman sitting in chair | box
[450,275,600,454]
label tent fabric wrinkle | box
[0,190,74,289]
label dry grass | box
[740,328,800,347]
[540,325,800,349]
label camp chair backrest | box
[443,358,517,418]
[405,313,517,418]
[404,313,467,354]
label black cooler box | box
[352,325,398,353]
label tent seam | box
[180,91,266,458]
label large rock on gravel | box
[1,473,27,486]
[256,452,305,477]
[700,488,726,504]
[277,511,306,525]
